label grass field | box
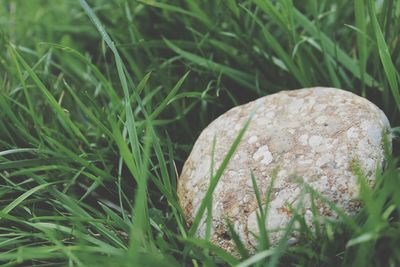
[0,0,400,266]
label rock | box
[177,87,391,253]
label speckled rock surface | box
[177,87,390,253]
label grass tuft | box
[0,0,399,266]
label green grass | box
[0,0,400,266]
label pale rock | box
[177,87,390,254]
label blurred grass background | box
[0,0,399,266]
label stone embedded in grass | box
[177,87,391,253]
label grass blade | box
[368,0,400,109]
[1,183,51,215]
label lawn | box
[0,0,399,266]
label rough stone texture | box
[177,87,390,253]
